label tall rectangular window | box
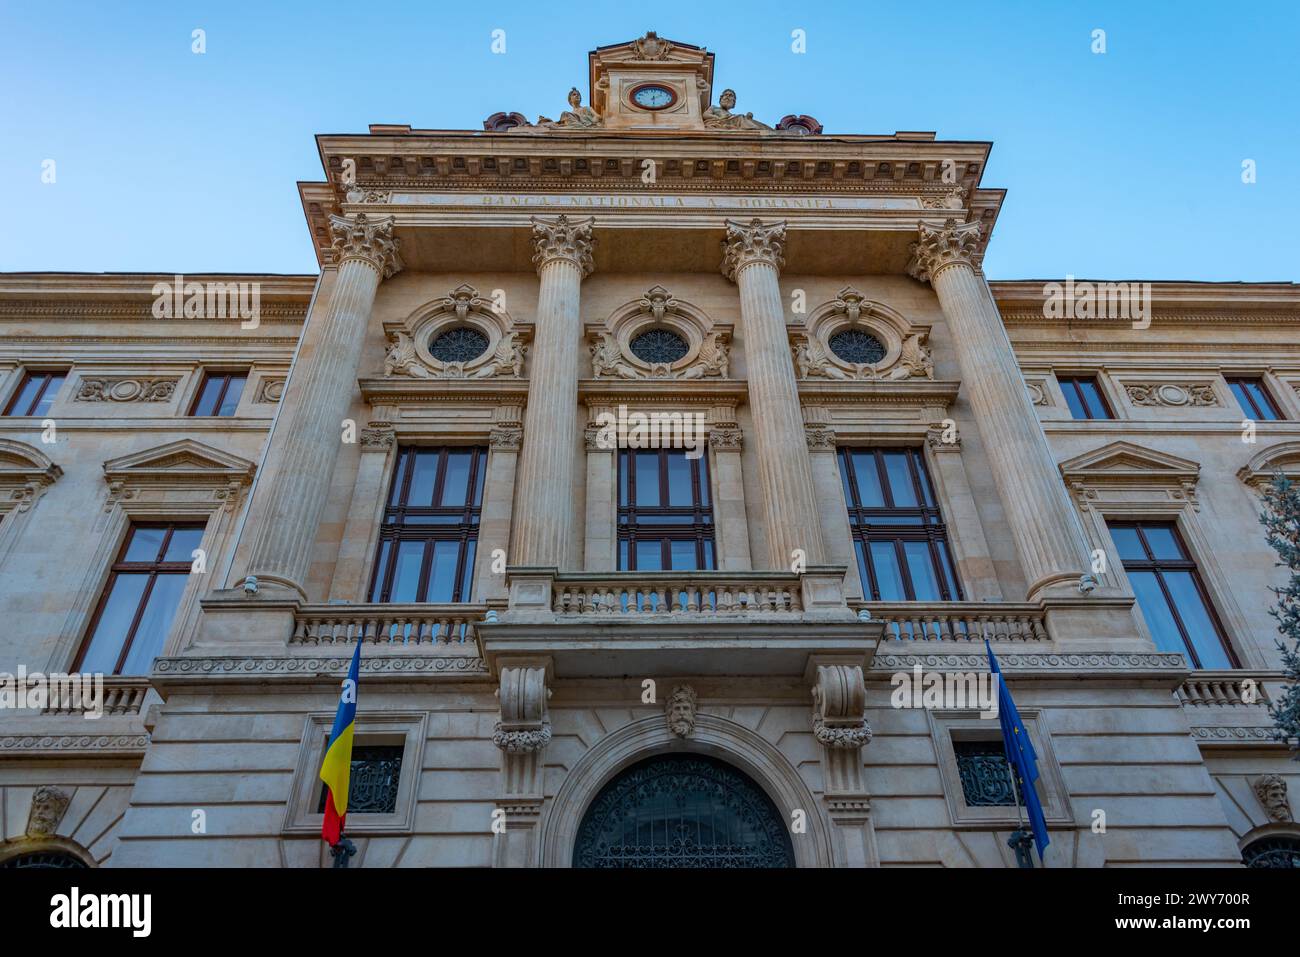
[837,447,961,601]
[189,372,247,417]
[1226,377,1282,421]
[368,446,485,602]
[75,523,206,675]
[617,449,716,571]
[1057,375,1113,420]
[4,371,65,416]
[1108,521,1236,669]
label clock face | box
[630,84,675,110]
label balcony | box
[851,600,1051,642]
[552,572,803,617]
[290,603,486,646]
[1176,669,1285,747]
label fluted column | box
[511,216,594,569]
[908,219,1091,600]
[721,219,825,568]
[243,214,402,597]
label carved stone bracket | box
[494,659,553,820]
[812,663,872,752]
[906,219,983,284]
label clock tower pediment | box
[587,33,714,130]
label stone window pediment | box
[1059,441,1201,511]
[790,288,933,382]
[0,440,62,514]
[1237,442,1300,492]
[102,439,256,512]
[383,283,531,380]
[588,285,731,380]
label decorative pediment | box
[102,440,256,512]
[1237,441,1300,491]
[383,284,531,381]
[0,439,62,513]
[790,289,933,382]
[587,285,731,381]
[1059,441,1201,512]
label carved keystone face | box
[666,686,697,737]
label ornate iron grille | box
[828,329,885,364]
[429,327,489,362]
[954,741,1021,807]
[573,754,795,868]
[0,851,86,869]
[317,745,403,814]
[629,329,689,364]
[1242,836,1300,868]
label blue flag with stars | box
[986,639,1050,861]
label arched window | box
[1241,835,1300,868]
[573,754,794,868]
[0,850,88,869]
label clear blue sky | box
[2,1,1296,280]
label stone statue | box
[703,89,770,130]
[536,87,603,129]
[666,685,698,738]
[886,332,934,380]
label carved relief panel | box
[383,284,531,380]
[790,288,933,381]
[587,285,731,380]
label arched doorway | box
[0,850,87,869]
[573,754,795,868]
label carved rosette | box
[906,219,983,284]
[328,213,403,278]
[811,664,872,749]
[720,218,786,281]
[530,215,595,277]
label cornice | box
[795,379,961,406]
[578,378,749,405]
[152,654,489,681]
[0,733,150,756]
[358,377,529,406]
[871,651,1188,676]
[0,301,308,322]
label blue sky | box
[2,1,1296,280]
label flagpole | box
[1007,760,1034,869]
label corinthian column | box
[721,219,825,568]
[908,219,1091,600]
[242,213,402,597]
[510,215,594,569]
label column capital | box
[329,213,403,278]
[805,425,837,451]
[905,218,983,284]
[720,218,786,281]
[530,215,595,277]
[707,424,744,451]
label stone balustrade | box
[1176,671,1278,707]
[552,572,804,616]
[854,600,1050,642]
[42,675,152,716]
[291,603,486,646]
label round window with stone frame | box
[429,326,490,363]
[828,328,887,365]
[628,328,690,364]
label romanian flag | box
[320,640,361,846]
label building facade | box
[1,34,1298,868]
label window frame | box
[616,447,717,572]
[3,370,66,417]
[187,371,248,417]
[1057,374,1114,421]
[72,521,206,675]
[1107,520,1239,669]
[837,446,963,602]
[367,445,486,604]
[1226,376,1283,421]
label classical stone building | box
[1,34,1297,868]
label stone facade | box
[0,35,1296,868]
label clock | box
[629,83,677,111]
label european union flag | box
[986,640,1050,862]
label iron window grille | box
[828,329,886,365]
[628,329,690,364]
[429,327,489,363]
[837,447,962,609]
[368,446,486,604]
[316,744,404,815]
[1107,521,1238,669]
[953,740,1022,807]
